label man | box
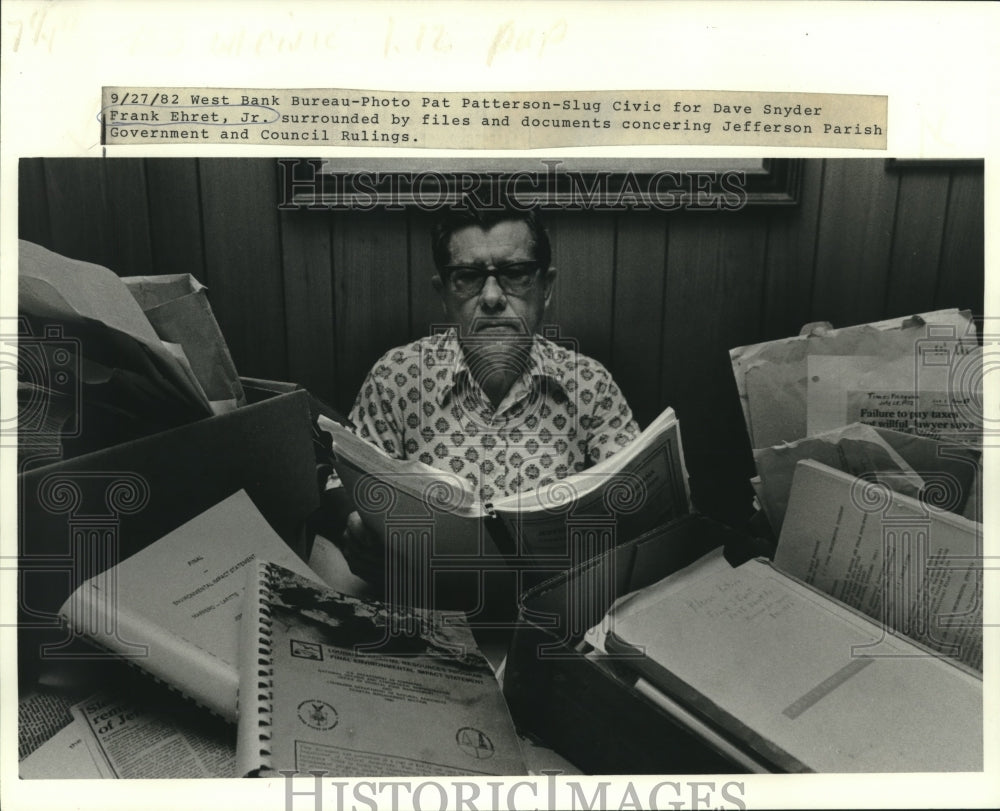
[340,202,641,582]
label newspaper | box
[16,687,74,761]
[70,693,236,779]
[805,348,983,445]
[730,310,978,449]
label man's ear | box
[542,267,557,308]
[431,274,447,313]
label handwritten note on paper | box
[684,577,796,624]
[606,558,982,772]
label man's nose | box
[478,274,507,308]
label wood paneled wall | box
[18,158,984,523]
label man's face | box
[433,219,556,348]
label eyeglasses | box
[443,262,541,298]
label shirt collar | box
[429,328,569,407]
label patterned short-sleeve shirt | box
[350,329,640,503]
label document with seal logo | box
[236,560,526,777]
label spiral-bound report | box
[236,560,526,777]
[56,489,319,721]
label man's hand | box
[340,511,385,585]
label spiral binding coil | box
[252,562,278,774]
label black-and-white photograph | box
[13,157,985,786]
